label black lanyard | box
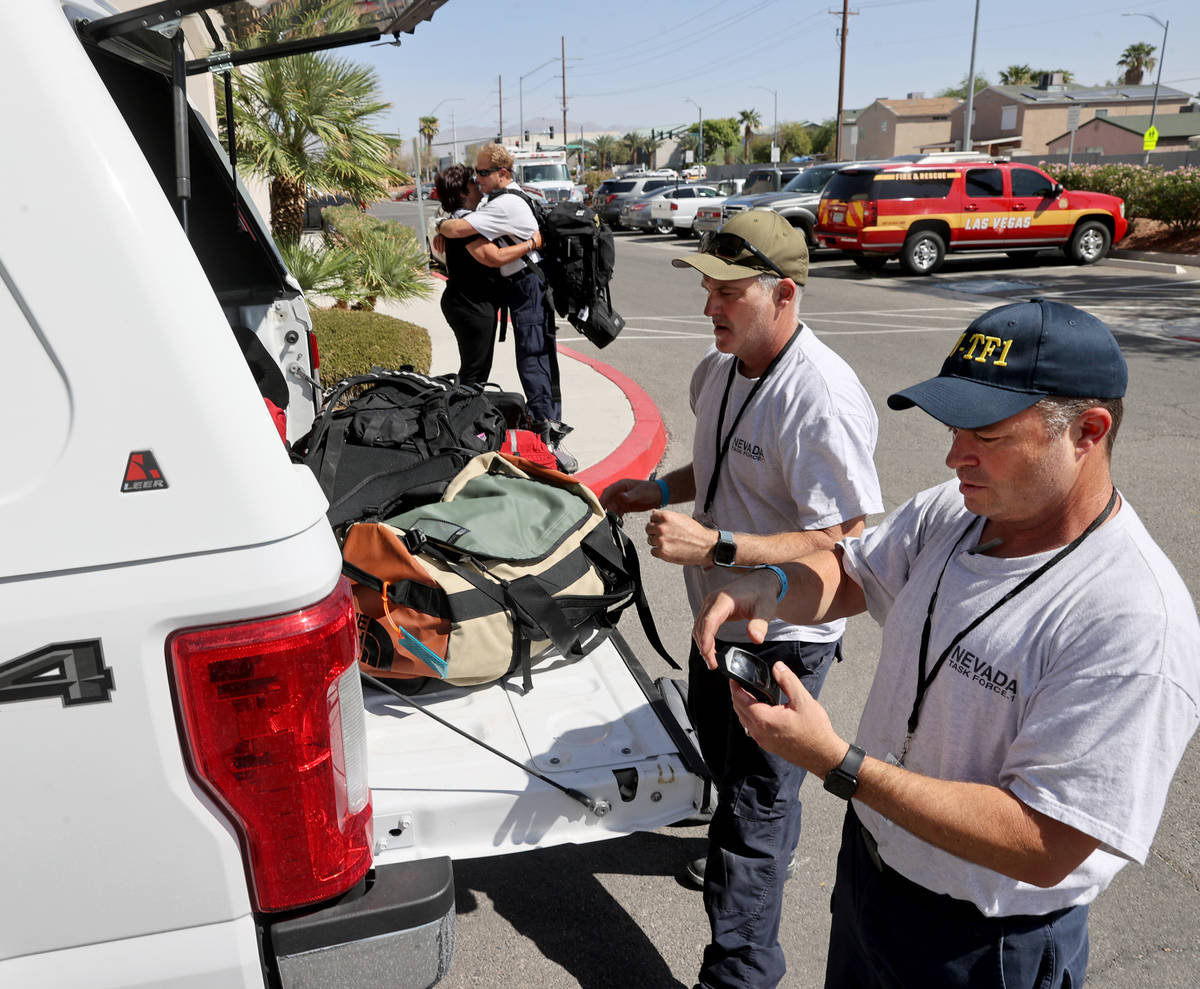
[898,486,1119,765]
[702,324,803,515]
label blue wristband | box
[655,477,670,507]
[758,565,788,603]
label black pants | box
[825,806,1090,988]
[440,291,497,386]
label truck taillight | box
[866,201,878,226]
[168,578,372,913]
[670,202,679,211]
[307,329,320,370]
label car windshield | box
[518,163,570,183]
[783,168,836,194]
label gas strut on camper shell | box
[361,673,613,818]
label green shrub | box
[321,206,433,308]
[275,238,359,299]
[1041,162,1200,231]
[310,308,432,384]
[583,169,613,193]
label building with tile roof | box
[938,76,1193,156]
[849,95,962,159]
[1046,109,1200,156]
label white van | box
[0,4,705,987]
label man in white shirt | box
[693,299,1200,988]
[602,210,882,989]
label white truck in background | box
[509,147,582,202]
[0,4,705,987]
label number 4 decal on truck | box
[0,641,115,706]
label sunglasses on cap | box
[697,231,785,279]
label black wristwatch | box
[712,529,737,567]
[823,744,865,800]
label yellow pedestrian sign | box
[1143,125,1159,151]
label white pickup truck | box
[0,4,705,987]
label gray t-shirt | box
[841,480,1200,916]
[685,324,883,642]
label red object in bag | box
[264,398,288,444]
[499,428,557,469]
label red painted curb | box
[557,343,668,495]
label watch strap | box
[713,529,737,567]
[823,743,866,800]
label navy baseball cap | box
[887,299,1127,429]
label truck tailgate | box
[366,630,706,865]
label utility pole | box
[962,0,981,152]
[831,2,858,161]
[561,36,568,156]
[498,75,503,142]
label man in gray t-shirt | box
[694,299,1200,988]
[602,210,881,989]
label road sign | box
[1144,125,1159,151]
[1067,105,1081,132]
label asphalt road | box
[379,203,1200,988]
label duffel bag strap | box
[610,515,680,670]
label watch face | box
[824,769,857,800]
[714,533,737,567]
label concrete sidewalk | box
[373,279,666,493]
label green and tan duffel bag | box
[341,452,676,690]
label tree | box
[694,118,740,162]
[588,134,619,171]
[738,108,763,162]
[937,73,990,99]
[808,119,836,156]
[1118,42,1157,85]
[777,122,813,160]
[225,0,403,243]
[418,115,439,175]
[999,64,1034,85]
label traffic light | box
[524,130,530,143]
[549,125,554,139]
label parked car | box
[815,158,1127,275]
[740,165,805,196]
[714,162,873,248]
[402,182,437,201]
[303,193,365,230]
[596,176,678,228]
[649,184,724,237]
[694,179,747,238]
[620,188,677,233]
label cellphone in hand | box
[717,646,783,706]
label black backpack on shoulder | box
[492,187,626,349]
[292,368,508,531]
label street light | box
[1123,11,1169,166]
[752,86,778,160]
[520,57,559,148]
[684,97,703,168]
[416,97,462,271]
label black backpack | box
[492,188,626,349]
[292,368,508,531]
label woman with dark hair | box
[434,164,539,385]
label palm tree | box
[588,134,618,171]
[1118,42,1157,85]
[226,1,402,243]
[418,116,440,176]
[738,109,762,162]
[999,64,1035,85]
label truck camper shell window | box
[84,43,290,306]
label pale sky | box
[358,0,1198,146]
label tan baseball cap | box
[672,208,809,284]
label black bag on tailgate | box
[293,368,506,529]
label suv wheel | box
[1066,220,1111,265]
[655,220,674,235]
[852,254,889,272]
[900,230,946,276]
